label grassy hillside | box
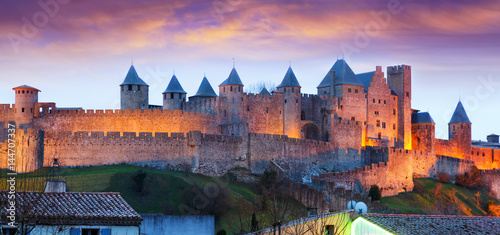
[0,165,306,233]
[381,178,499,216]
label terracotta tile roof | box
[361,213,500,234]
[0,191,142,226]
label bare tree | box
[245,81,277,94]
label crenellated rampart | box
[32,109,222,134]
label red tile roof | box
[361,213,500,234]
[0,191,142,226]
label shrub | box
[437,172,451,183]
[131,170,148,193]
[368,185,382,201]
[412,180,425,193]
[216,229,227,235]
[455,166,483,189]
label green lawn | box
[381,178,499,215]
[0,165,306,233]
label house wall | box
[140,214,214,235]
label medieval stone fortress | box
[1,59,499,197]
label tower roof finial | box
[233,58,235,68]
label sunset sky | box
[1,0,499,140]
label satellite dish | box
[347,200,357,210]
[355,202,368,214]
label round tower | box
[120,65,149,110]
[163,75,187,110]
[448,101,472,159]
[219,68,244,120]
[277,66,301,138]
[13,85,40,125]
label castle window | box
[378,99,381,103]
[324,91,327,94]
[376,120,380,127]
[284,88,287,93]
[382,122,386,128]
[22,90,25,94]
[17,91,20,94]
[128,85,132,91]
[461,124,463,128]
[378,132,382,139]
[393,124,396,129]
[340,105,343,110]
[418,126,420,130]
[355,89,358,93]
[241,98,243,102]
[171,93,174,99]
[348,88,351,93]
[239,87,241,92]
[426,125,428,129]
[351,117,355,121]
[296,99,298,104]
[453,126,455,131]
[230,86,233,92]
[30,108,32,113]
[266,107,269,114]
[301,111,305,120]
[393,97,396,101]
[373,99,375,103]
[246,106,249,112]
[471,151,474,154]
[223,87,225,92]
[483,153,485,157]
[138,85,141,91]
[292,87,295,93]
[22,108,25,112]
[393,109,396,115]
[122,86,124,91]
[384,100,386,104]
[477,152,479,156]
[375,111,379,116]
[406,92,409,97]
[285,99,287,103]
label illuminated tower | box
[448,101,472,159]
[13,85,40,125]
[219,67,244,121]
[277,66,301,138]
[163,75,186,110]
[120,65,149,110]
[387,65,412,149]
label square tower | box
[387,65,412,149]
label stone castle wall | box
[313,148,475,197]
[32,109,222,134]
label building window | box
[121,86,124,91]
[406,92,409,97]
[376,120,380,127]
[384,100,386,104]
[128,85,132,91]
[355,89,358,93]
[340,105,343,110]
[22,90,25,94]
[81,228,100,235]
[284,88,287,93]
[378,99,381,103]
[266,107,269,114]
[239,87,241,92]
[471,151,474,154]
[378,132,382,139]
[230,86,233,92]
[393,124,396,129]
[246,106,250,112]
[351,117,355,121]
[284,99,287,103]
[138,85,141,91]
[22,108,25,112]
[296,99,298,104]
[483,153,485,157]
[292,87,295,93]
[382,122,386,128]
[373,99,375,103]
[393,109,396,115]
[223,87,225,92]
[324,91,327,94]
[453,126,455,131]
[375,111,379,116]
[348,88,351,93]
